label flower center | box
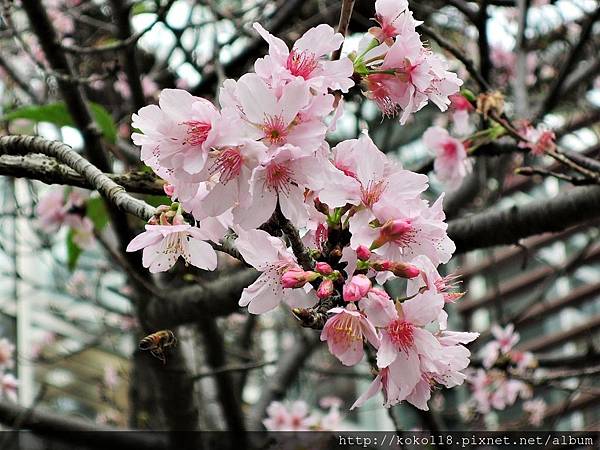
[361,179,388,208]
[442,141,458,158]
[332,314,362,344]
[262,115,288,145]
[387,319,414,353]
[183,120,211,146]
[364,74,398,117]
[209,148,243,184]
[264,162,294,194]
[286,49,319,79]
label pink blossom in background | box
[423,126,472,190]
[518,123,556,155]
[523,399,547,426]
[449,94,474,135]
[103,365,119,389]
[320,304,380,366]
[36,190,68,232]
[469,368,531,414]
[0,373,18,402]
[0,339,15,369]
[263,400,317,431]
[481,323,520,369]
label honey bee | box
[139,330,177,364]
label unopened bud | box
[163,183,175,197]
[356,245,371,261]
[343,275,371,302]
[315,262,333,275]
[281,269,318,289]
[371,260,393,272]
[317,279,334,299]
[390,262,420,279]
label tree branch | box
[0,154,165,195]
[0,135,155,220]
[144,269,259,328]
[448,184,600,254]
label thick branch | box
[0,401,166,449]
[0,135,155,220]
[144,269,259,328]
[448,185,600,254]
[0,154,165,195]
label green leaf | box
[460,88,477,102]
[89,103,118,144]
[3,103,73,128]
[66,229,82,272]
[131,1,156,15]
[144,195,170,207]
[86,197,109,230]
[2,102,117,144]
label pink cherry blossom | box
[350,195,455,267]
[220,74,327,152]
[126,218,218,273]
[374,291,445,404]
[253,23,354,94]
[370,0,416,43]
[235,229,317,314]
[235,144,332,229]
[357,288,396,327]
[321,134,428,209]
[320,303,380,366]
[423,126,472,190]
[132,89,223,176]
[351,366,402,409]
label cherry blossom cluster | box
[36,188,95,249]
[0,338,18,402]
[353,0,463,123]
[126,5,475,411]
[263,397,342,431]
[464,324,538,415]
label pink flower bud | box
[315,262,333,275]
[371,260,392,272]
[343,275,371,302]
[281,269,317,289]
[390,262,420,279]
[163,183,175,197]
[356,245,371,261]
[317,279,334,299]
